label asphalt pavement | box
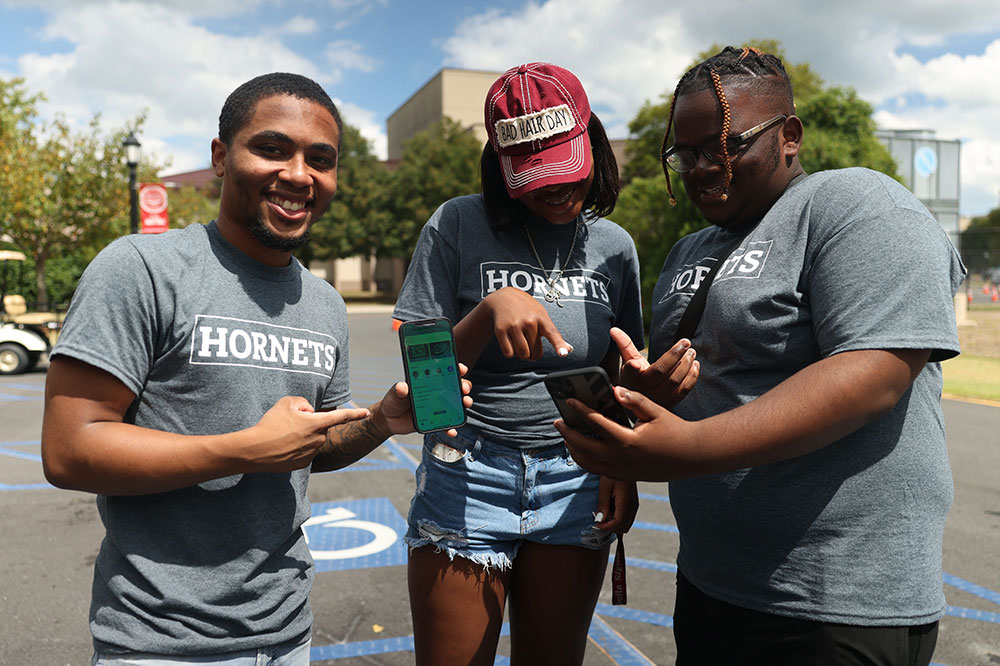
[1,309,998,665]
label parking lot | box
[1,310,998,665]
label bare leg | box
[408,546,512,666]
[507,541,610,665]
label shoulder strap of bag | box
[673,222,758,344]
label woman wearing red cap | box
[393,62,689,664]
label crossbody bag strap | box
[673,222,759,344]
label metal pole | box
[129,164,139,235]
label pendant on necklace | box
[545,288,563,307]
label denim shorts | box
[405,426,614,570]
[91,639,310,666]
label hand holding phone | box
[544,366,632,437]
[398,318,467,433]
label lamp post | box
[123,132,141,235]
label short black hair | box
[480,113,620,231]
[661,46,794,204]
[218,72,343,147]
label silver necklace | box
[523,220,581,307]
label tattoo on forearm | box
[313,416,388,473]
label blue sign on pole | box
[914,146,938,177]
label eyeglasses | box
[661,114,787,174]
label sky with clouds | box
[1,0,998,216]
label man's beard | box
[248,213,311,252]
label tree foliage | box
[796,87,897,176]
[381,117,482,259]
[612,177,704,321]
[613,40,900,330]
[623,40,825,185]
[300,124,392,266]
[166,183,220,230]
[960,208,1000,276]
[0,77,161,309]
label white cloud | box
[323,39,378,83]
[442,0,693,139]
[337,100,387,159]
[19,3,323,138]
[441,0,1000,214]
[9,2,386,177]
[0,0,268,18]
[5,0,998,214]
[278,17,319,35]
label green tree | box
[300,124,392,266]
[0,77,161,310]
[382,117,482,259]
[623,40,825,185]
[612,177,704,321]
[613,41,899,329]
[796,86,898,176]
[167,182,220,230]
[960,208,1000,276]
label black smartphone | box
[544,366,633,437]
[398,317,467,433]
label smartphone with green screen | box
[398,318,467,433]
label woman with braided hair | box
[559,46,965,665]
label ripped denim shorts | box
[404,426,614,570]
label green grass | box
[942,355,1000,403]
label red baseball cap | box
[485,62,592,198]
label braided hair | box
[661,46,792,205]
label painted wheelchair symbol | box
[303,506,399,560]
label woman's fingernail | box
[593,511,604,522]
[558,347,569,356]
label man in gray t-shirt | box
[41,74,454,663]
[560,48,965,665]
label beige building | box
[386,68,501,160]
[318,68,504,295]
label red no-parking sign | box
[139,183,169,234]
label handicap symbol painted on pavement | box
[303,497,409,572]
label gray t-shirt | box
[394,194,644,448]
[52,221,351,654]
[649,168,966,625]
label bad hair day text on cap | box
[495,104,575,148]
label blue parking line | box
[596,603,673,629]
[310,635,414,660]
[633,520,679,534]
[382,439,418,472]
[620,556,678,574]
[943,573,1000,606]
[587,614,656,664]
[343,399,419,473]
[946,605,1000,624]
[0,392,42,401]
[0,441,50,490]
[0,383,44,391]
[310,616,660,665]
[0,444,42,463]
[323,459,409,473]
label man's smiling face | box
[211,94,340,265]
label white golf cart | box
[0,250,62,375]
